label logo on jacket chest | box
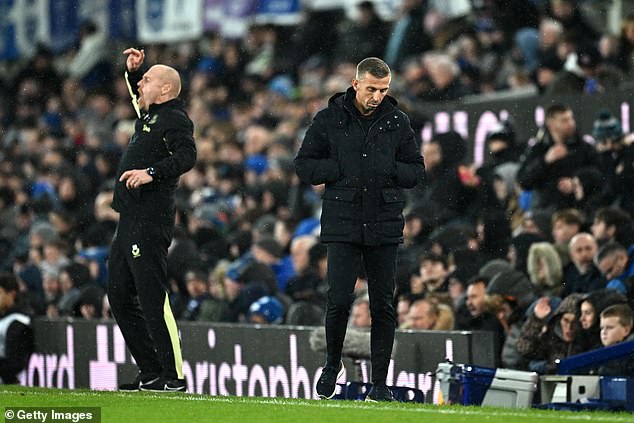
[141,114,159,132]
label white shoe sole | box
[317,362,345,400]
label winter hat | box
[592,111,622,142]
[493,163,520,194]
[486,120,516,147]
[577,45,602,69]
[248,295,284,324]
[479,258,514,280]
[432,131,467,167]
[487,269,535,307]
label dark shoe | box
[316,361,345,399]
[118,372,159,392]
[139,377,186,393]
[365,385,394,402]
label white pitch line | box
[1,390,630,422]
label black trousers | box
[107,214,183,380]
[324,242,398,386]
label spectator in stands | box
[593,112,634,218]
[561,233,605,297]
[416,131,476,225]
[350,296,371,328]
[284,235,319,298]
[527,242,564,297]
[65,20,110,90]
[455,276,505,365]
[247,295,284,325]
[416,252,449,296]
[517,103,599,213]
[334,1,390,65]
[383,0,431,71]
[617,14,634,75]
[517,293,585,373]
[577,289,628,351]
[476,120,520,212]
[40,269,61,318]
[404,296,437,330]
[597,303,634,376]
[56,262,90,317]
[595,241,634,296]
[76,285,104,319]
[545,0,600,47]
[591,207,634,248]
[419,52,474,101]
[546,44,623,95]
[486,269,535,369]
[396,293,413,328]
[181,270,211,321]
[0,273,33,385]
[550,208,583,266]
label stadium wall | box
[20,318,495,401]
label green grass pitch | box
[1,386,631,423]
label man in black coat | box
[517,103,599,213]
[108,47,196,392]
[0,273,33,385]
[294,57,425,401]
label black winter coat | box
[294,88,425,246]
[112,70,197,225]
[517,131,598,211]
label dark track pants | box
[107,214,183,380]
[324,242,398,386]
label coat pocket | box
[320,188,359,236]
[377,188,405,237]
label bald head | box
[569,232,598,271]
[138,64,182,110]
[152,64,182,97]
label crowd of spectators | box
[1,0,634,375]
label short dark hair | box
[0,272,19,293]
[466,275,489,288]
[595,241,627,264]
[356,57,391,79]
[419,252,448,268]
[595,207,631,228]
[545,103,571,119]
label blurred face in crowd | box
[552,219,579,245]
[569,233,597,272]
[466,281,487,317]
[597,250,628,281]
[406,299,437,330]
[560,312,577,342]
[579,300,595,330]
[422,142,442,170]
[0,286,16,313]
[350,300,371,328]
[546,109,576,142]
[420,259,447,285]
[352,71,390,116]
[591,218,612,244]
[600,315,631,346]
[397,298,411,326]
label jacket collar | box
[329,86,398,115]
